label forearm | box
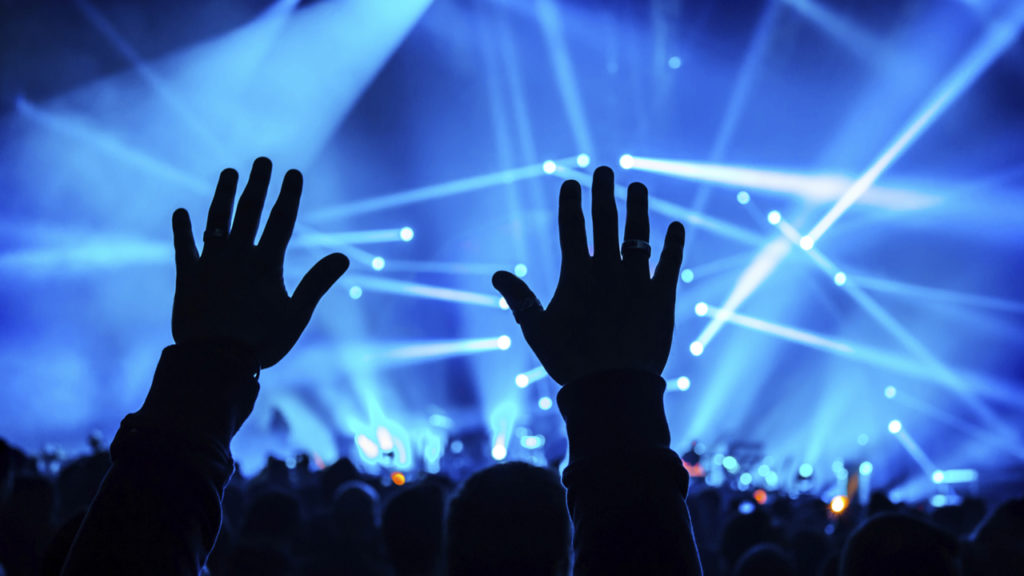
[558,371,702,576]
[63,345,258,576]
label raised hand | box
[492,166,685,385]
[171,157,349,370]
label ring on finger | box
[621,239,651,258]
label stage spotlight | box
[753,488,768,505]
[356,434,380,460]
[799,463,814,479]
[888,419,902,434]
[931,494,948,508]
[497,335,512,350]
[736,191,751,205]
[521,435,545,449]
[450,440,464,454]
[576,153,591,168]
[859,461,873,475]
[668,56,682,69]
[884,386,897,399]
[514,263,528,277]
[542,160,557,174]
[538,396,553,410]
[738,501,755,515]
[833,272,847,286]
[739,472,753,486]
[676,376,691,391]
[391,471,406,486]
[767,210,782,225]
[723,456,739,473]
[399,226,414,242]
[680,269,695,283]
[689,341,704,356]
[498,297,509,310]
[799,236,815,251]
[932,470,945,484]
[349,286,363,300]
[694,302,709,317]
[491,443,507,461]
[371,256,386,271]
[830,495,848,514]
[757,464,771,477]
[619,154,635,169]
[857,434,869,446]
[515,374,529,388]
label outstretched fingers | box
[558,179,588,267]
[622,182,651,281]
[591,166,620,265]
[232,157,273,246]
[172,208,198,278]
[259,169,302,266]
[290,252,350,336]
[205,168,238,249]
[652,221,685,303]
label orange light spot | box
[753,489,768,505]
[830,495,848,514]
[391,471,406,486]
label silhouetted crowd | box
[1,436,1021,575]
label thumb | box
[291,252,350,333]
[492,271,543,326]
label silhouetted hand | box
[492,166,685,385]
[171,157,349,370]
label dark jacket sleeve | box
[557,370,702,576]
[62,344,258,576]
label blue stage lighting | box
[738,501,755,515]
[799,236,815,251]
[349,286,363,300]
[931,494,948,508]
[542,160,557,174]
[739,472,753,486]
[520,435,545,449]
[514,263,528,277]
[668,56,682,69]
[757,464,771,477]
[675,376,691,391]
[371,256,386,271]
[538,396,553,411]
[694,302,709,317]
[884,386,897,399]
[767,210,782,225]
[888,419,902,434]
[723,455,739,472]
[498,297,509,310]
[619,154,635,169]
[356,434,380,460]
[833,271,847,286]
[515,374,529,388]
[932,470,944,484]
[491,443,507,461]
[859,461,873,475]
[497,335,512,350]
[857,434,869,446]
[689,341,704,356]
[680,268,695,283]
[736,191,751,205]
[399,226,414,242]
[799,463,814,478]
[450,440,464,454]
[576,153,591,168]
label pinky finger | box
[652,221,685,301]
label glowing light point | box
[753,488,768,505]
[514,263,528,277]
[857,434,870,446]
[739,472,753,485]
[371,256,386,271]
[576,153,591,168]
[888,419,902,434]
[498,297,509,310]
[799,236,815,251]
[694,302,709,317]
[390,471,406,486]
[723,456,739,472]
[884,386,897,399]
[799,463,814,478]
[736,191,751,205]
[450,440,464,454]
[497,335,512,350]
[515,374,529,388]
[830,495,848,514]
[680,269,695,283]
[542,160,557,174]
[619,154,635,169]
[689,341,704,356]
[538,396,553,410]
[349,286,363,300]
[767,210,782,225]
[399,226,414,242]
[834,272,847,286]
[932,470,945,484]
[676,376,691,391]
[491,443,507,461]
[355,434,379,460]
[667,56,682,69]
[859,461,873,476]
